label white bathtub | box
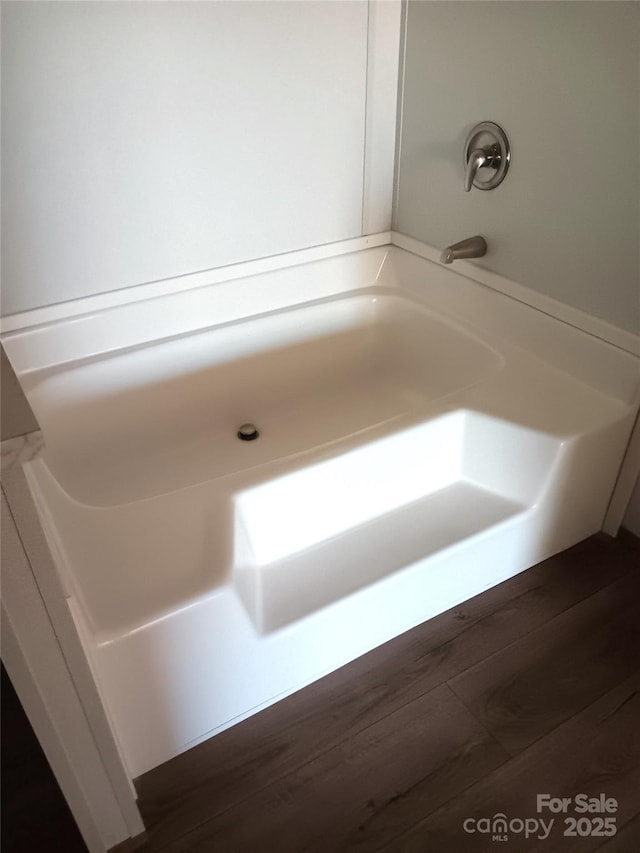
[5,244,639,776]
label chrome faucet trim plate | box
[464,122,510,192]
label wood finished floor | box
[134,531,640,853]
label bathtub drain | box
[237,423,260,441]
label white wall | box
[394,1,640,334]
[2,1,399,315]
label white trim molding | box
[362,0,402,235]
[2,460,145,852]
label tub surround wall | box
[394,1,640,334]
[1,1,400,315]
[4,0,636,336]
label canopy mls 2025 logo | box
[462,794,619,843]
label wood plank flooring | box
[134,531,640,853]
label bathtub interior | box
[21,281,509,644]
[24,290,503,507]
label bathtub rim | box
[13,284,507,385]
[3,240,638,413]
